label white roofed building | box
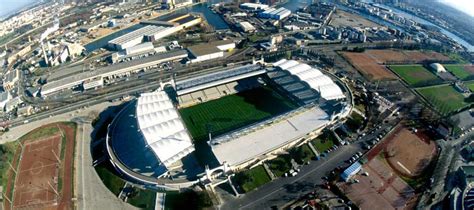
[106,90,195,183]
[274,59,345,101]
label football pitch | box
[389,65,442,87]
[416,85,472,114]
[179,87,297,142]
[444,64,474,81]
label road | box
[220,144,359,210]
[418,131,474,209]
[75,121,136,210]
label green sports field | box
[444,64,474,81]
[389,65,443,87]
[467,82,474,92]
[416,85,472,114]
[179,87,297,142]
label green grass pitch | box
[416,85,472,114]
[444,64,474,81]
[389,65,442,87]
[179,87,297,142]
[467,82,474,92]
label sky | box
[0,0,37,19]
[438,0,474,17]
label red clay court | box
[13,135,62,209]
[384,127,437,178]
[5,123,76,210]
[338,158,416,210]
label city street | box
[76,122,136,210]
[220,144,360,209]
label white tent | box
[274,59,346,100]
[136,91,194,167]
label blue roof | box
[341,162,362,181]
[109,100,168,178]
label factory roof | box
[187,44,221,57]
[109,25,169,45]
[42,50,188,95]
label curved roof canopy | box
[136,91,194,167]
[275,59,345,100]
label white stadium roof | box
[136,91,194,167]
[275,59,345,100]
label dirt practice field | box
[338,158,416,210]
[13,135,61,208]
[366,50,450,64]
[342,52,396,80]
[5,123,76,210]
[342,50,450,81]
[384,127,437,177]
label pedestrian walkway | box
[307,142,320,157]
[263,163,276,180]
[155,192,165,210]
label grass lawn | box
[179,87,297,142]
[416,85,472,114]
[345,112,365,132]
[446,52,469,64]
[467,82,474,92]
[291,144,315,163]
[0,142,19,190]
[95,163,125,196]
[127,188,156,210]
[267,155,292,177]
[165,191,213,210]
[389,65,442,87]
[444,64,474,81]
[311,132,336,153]
[235,165,271,192]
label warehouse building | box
[109,14,202,51]
[259,7,291,20]
[41,50,188,96]
[187,40,235,63]
[108,25,174,50]
[240,3,269,11]
[238,21,256,33]
[187,45,223,63]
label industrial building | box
[187,40,235,63]
[108,14,202,51]
[240,3,269,11]
[2,69,19,91]
[259,7,292,20]
[41,49,188,96]
[238,21,256,33]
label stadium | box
[105,59,352,190]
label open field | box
[416,85,472,114]
[5,122,76,210]
[389,65,442,87]
[311,132,336,153]
[444,64,474,81]
[383,127,437,178]
[337,158,416,210]
[179,87,297,142]
[235,165,271,192]
[330,10,381,28]
[366,50,450,64]
[342,52,396,80]
[468,82,474,92]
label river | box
[281,0,474,51]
